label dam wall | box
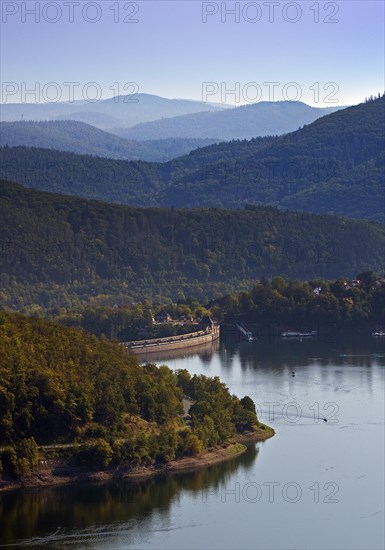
[122,325,220,357]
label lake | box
[1,334,384,549]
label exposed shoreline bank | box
[0,427,274,494]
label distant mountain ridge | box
[0,93,226,130]
[0,99,347,162]
[116,101,345,141]
[154,96,384,221]
[0,120,219,162]
[0,97,383,221]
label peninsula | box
[0,312,274,492]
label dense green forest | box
[0,312,266,478]
[1,97,383,220]
[56,299,212,341]
[0,121,218,162]
[0,137,274,207]
[50,273,384,342]
[1,181,384,310]
[0,147,162,206]
[157,95,385,220]
[211,273,385,329]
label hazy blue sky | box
[1,0,384,106]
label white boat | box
[281,330,317,338]
[236,323,255,341]
[372,331,385,337]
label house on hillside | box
[155,310,172,323]
[179,314,194,323]
[344,279,361,290]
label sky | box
[0,0,384,106]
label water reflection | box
[0,445,258,548]
[137,338,220,364]
[218,337,385,393]
[1,337,383,550]
[231,337,384,367]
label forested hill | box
[0,146,162,206]
[0,97,383,221]
[115,101,343,141]
[1,180,384,310]
[0,138,273,208]
[159,95,385,220]
[0,121,219,162]
[0,311,264,476]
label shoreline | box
[0,426,274,493]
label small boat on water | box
[372,331,385,337]
[281,330,317,338]
[236,322,255,342]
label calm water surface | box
[1,336,384,549]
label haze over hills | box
[0,98,348,162]
[0,121,219,162]
[1,180,384,309]
[116,101,345,141]
[1,97,383,221]
[0,93,227,130]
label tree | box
[78,439,113,469]
[357,271,376,291]
[240,396,256,415]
